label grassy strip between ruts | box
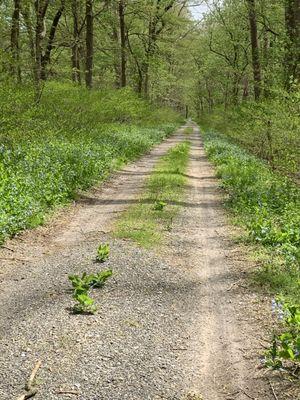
[202,130,300,304]
[115,141,191,247]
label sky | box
[189,3,209,20]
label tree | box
[284,0,300,88]
[41,1,65,80]
[10,0,21,82]
[247,0,261,100]
[85,0,93,89]
[118,0,126,87]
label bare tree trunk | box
[10,0,21,82]
[71,0,81,84]
[247,0,261,101]
[22,5,36,81]
[284,0,300,88]
[112,22,121,88]
[85,0,93,89]
[118,0,126,87]
[242,77,249,100]
[34,0,49,102]
[41,2,65,80]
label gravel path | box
[0,125,289,399]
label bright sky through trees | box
[189,2,209,20]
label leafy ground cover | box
[115,141,190,247]
[203,130,300,372]
[203,131,300,302]
[0,83,182,244]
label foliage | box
[96,243,110,263]
[0,83,182,244]
[115,141,190,247]
[68,269,113,314]
[203,131,300,302]
[153,200,167,211]
[265,298,300,371]
[199,92,300,176]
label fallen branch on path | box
[227,279,243,291]
[0,257,32,263]
[0,245,14,252]
[268,380,279,400]
[16,360,41,400]
[56,389,80,396]
[238,387,256,400]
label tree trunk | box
[247,0,262,101]
[284,0,300,88]
[118,0,126,87]
[85,0,93,89]
[34,1,49,102]
[10,0,21,82]
[41,2,64,80]
[21,5,36,82]
[71,0,81,84]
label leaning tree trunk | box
[10,0,21,82]
[284,0,300,89]
[85,0,93,89]
[247,0,262,101]
[41,2,64,80]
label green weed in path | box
[115,141,190,247]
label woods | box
[0,1,300,398]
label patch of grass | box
[0,82,183,244]
[184,127,193,135]
[202,131,300,304]
[115,141,190,247]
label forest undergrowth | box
[203,130,300,372]
[0,83,182,244]
[199,93,300,178]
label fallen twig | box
[56,389,80,395]
[238,387,256,400]
[227,279,242,291]
[16,360,41,400]
[16,388,37,400]
[0,245,14,252]
[268,380,279,400]
[0,257,32,262]
[26,360,41,390]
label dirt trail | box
[0,125,275,400]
